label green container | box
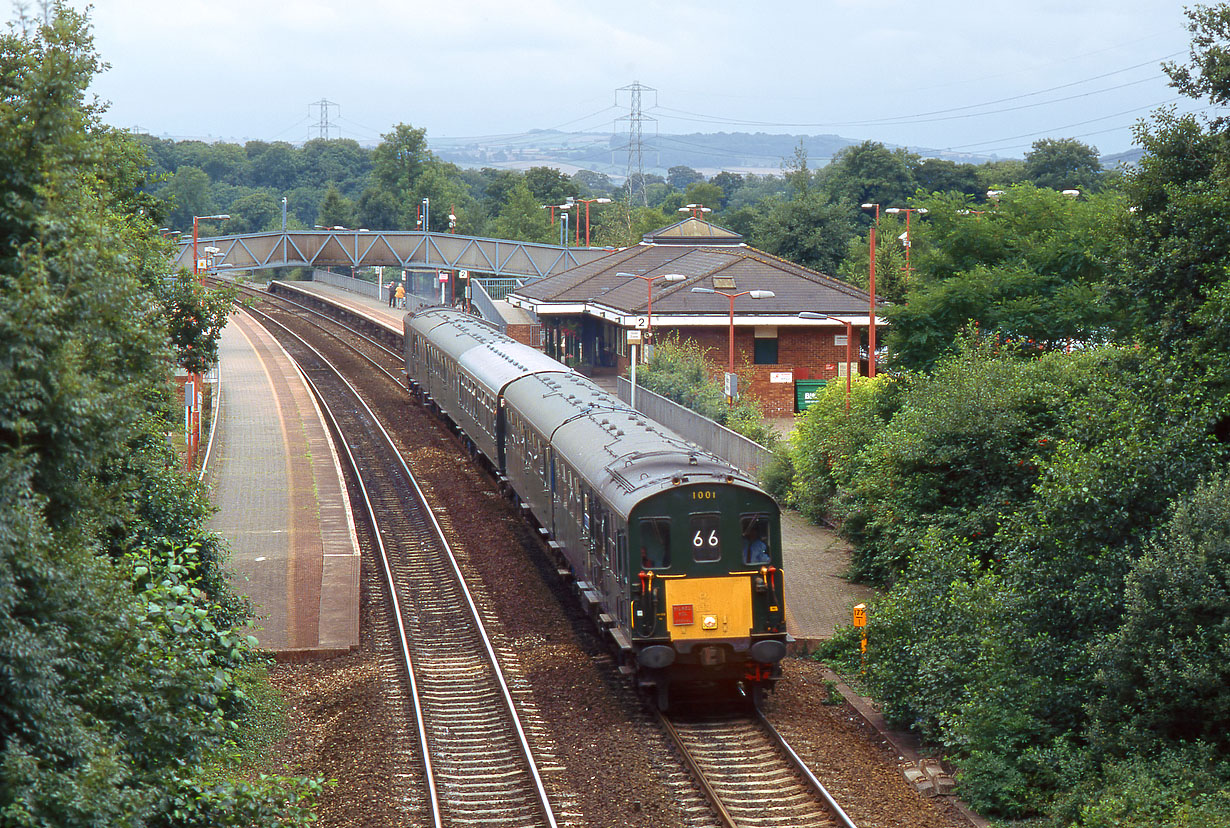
[795,379,827,412]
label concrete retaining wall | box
[616,377,775,478]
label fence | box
[479,276,529,301]
[469,278,507,332]
[616,377,775,478]
[311,268,381,299]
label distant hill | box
[1100,147,1145,168]
[429,130,998,180]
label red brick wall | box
[506,323,544,349]
[665,325,862,416]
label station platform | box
[203,309,360,656]
[259,278,877,642]
[277,279,409,334]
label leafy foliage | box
[0,8,317,824]
[635,335,778,447]
[885,185,1126,371]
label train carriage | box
[405,307,788,708]
[405,308,562,471]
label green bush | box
[1062,746,1230,828]
[636,335,779,446]
[789,373,897,528]
[758,448,795,502]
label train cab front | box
[629,483,787,708]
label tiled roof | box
[511,222,875,318]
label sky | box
[70,0,1205,160]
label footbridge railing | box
[173,229,616,280]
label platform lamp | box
[799,312,854,411]
[860,203,880,377]
[691,286,775,403]
[192,214,229,277]
[620,272,686,408]
[678,203,712,220]
[884,206,927,284]
[578,197,611,247]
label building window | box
[754,326,778,364]
[754,337,778,364]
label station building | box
[505,218,880,417]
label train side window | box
[638,518,671,569]
[690,513,722,562]
[740,514,772,564]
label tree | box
[710,171,744,205]
[1091,472,1230,754]
[915,158,981,197]
[524,165,576,204]
[316,183,355,228]
[1107,10,1230,369]
[370,123,430,194]
[752,191,857,274]
[493,179,553,243]
[356,185,400,230]
[161,166,214,229]
[883,186,1126,371]
[572,169,614,196]
[0,10,318,823]
[246,141,299,191]
[226,189,281,234]
[683,181,724,214]
[819,140,919,207]
[667,165,704,191]
[1023,137,1104,192]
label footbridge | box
[172,229,616,280]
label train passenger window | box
[639,518,671,569]
[690,513,722,562]
[741,515,772,564]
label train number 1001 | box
[690,490,717,500]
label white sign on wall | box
[770,371,793,384]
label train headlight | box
[702,614,718,630]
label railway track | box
[228,281,874,828]
[658,701,858,828]
[238,296,561,827]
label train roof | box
[406,307,567,396]
[408,306,767,516]
[503,371,762,517]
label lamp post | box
[422,198,430,233]
[559,211,570,247]
[799,312,854,411]
[884,206,927,282]
[578,197,611,247]
[619,271,685,346]
[448,206,457,234]
[691,286,775,403]
[619,272,685,407]
[192,214,230,277]
[860,203,880,378]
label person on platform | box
[395,282,406,309]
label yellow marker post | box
[852,603,868,670]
